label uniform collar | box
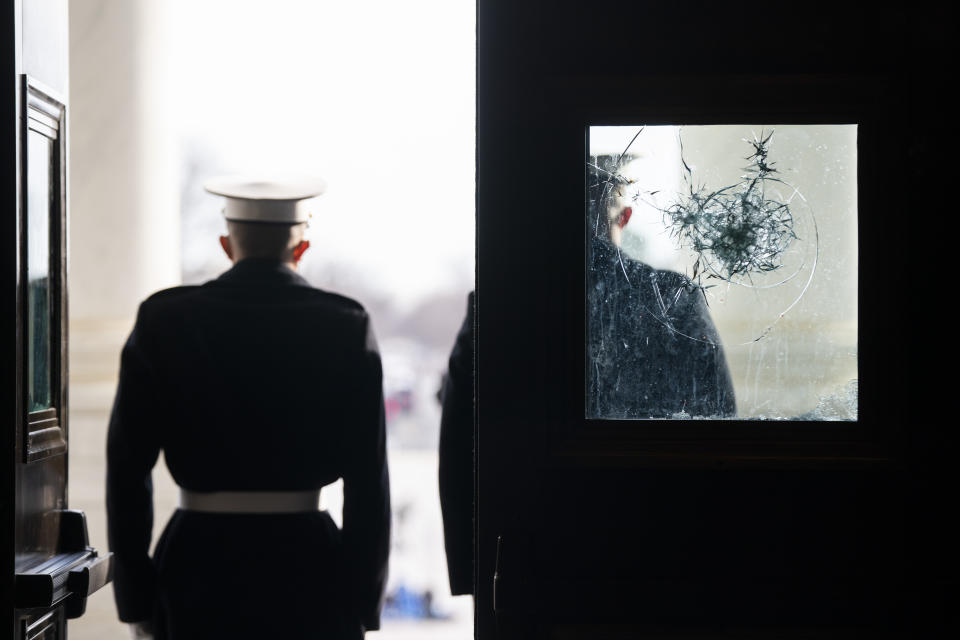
[213,258,311,288]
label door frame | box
[476,2,932,637]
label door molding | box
[18,75,67,465]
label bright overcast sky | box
[167,0,475,304]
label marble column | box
[68,0,179,322]
[67,4,181,637]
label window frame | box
[19,75,68,464]
[543,74,897,469]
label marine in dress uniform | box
[106,177,390,639]
[438,291,474,597]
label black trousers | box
[152,510,363,639]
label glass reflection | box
[27,130,53,412]
[587,125,858,421]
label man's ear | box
[219,235,234,261]
[618,206,633,229]
[292,239,310,264]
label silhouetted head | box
[588,153,636,247]
[219,220,309,266]
[204,175,325,269]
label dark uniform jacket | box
[588,237,736,418]
[106,258,390,639]
[438,291,474,596]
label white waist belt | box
[179,489,321,514]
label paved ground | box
[66,319,472,639]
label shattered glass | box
[587,125,858,420]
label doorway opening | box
[67,1,475,637]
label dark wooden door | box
[476,1,953,638]
[3,1,113,637]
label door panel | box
[5,1,113,636]
[20,79,67,470]
[476,2,943,638]
[21,610,65,640]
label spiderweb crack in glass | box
[597,127,821,346]
[661,130,797,282]
[587,124,856,420]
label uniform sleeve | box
[106,310,162,622]
[439,291,475,595]
[341,315,391,631]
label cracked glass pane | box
[587,125,857,420]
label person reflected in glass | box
[588,155,736,418]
